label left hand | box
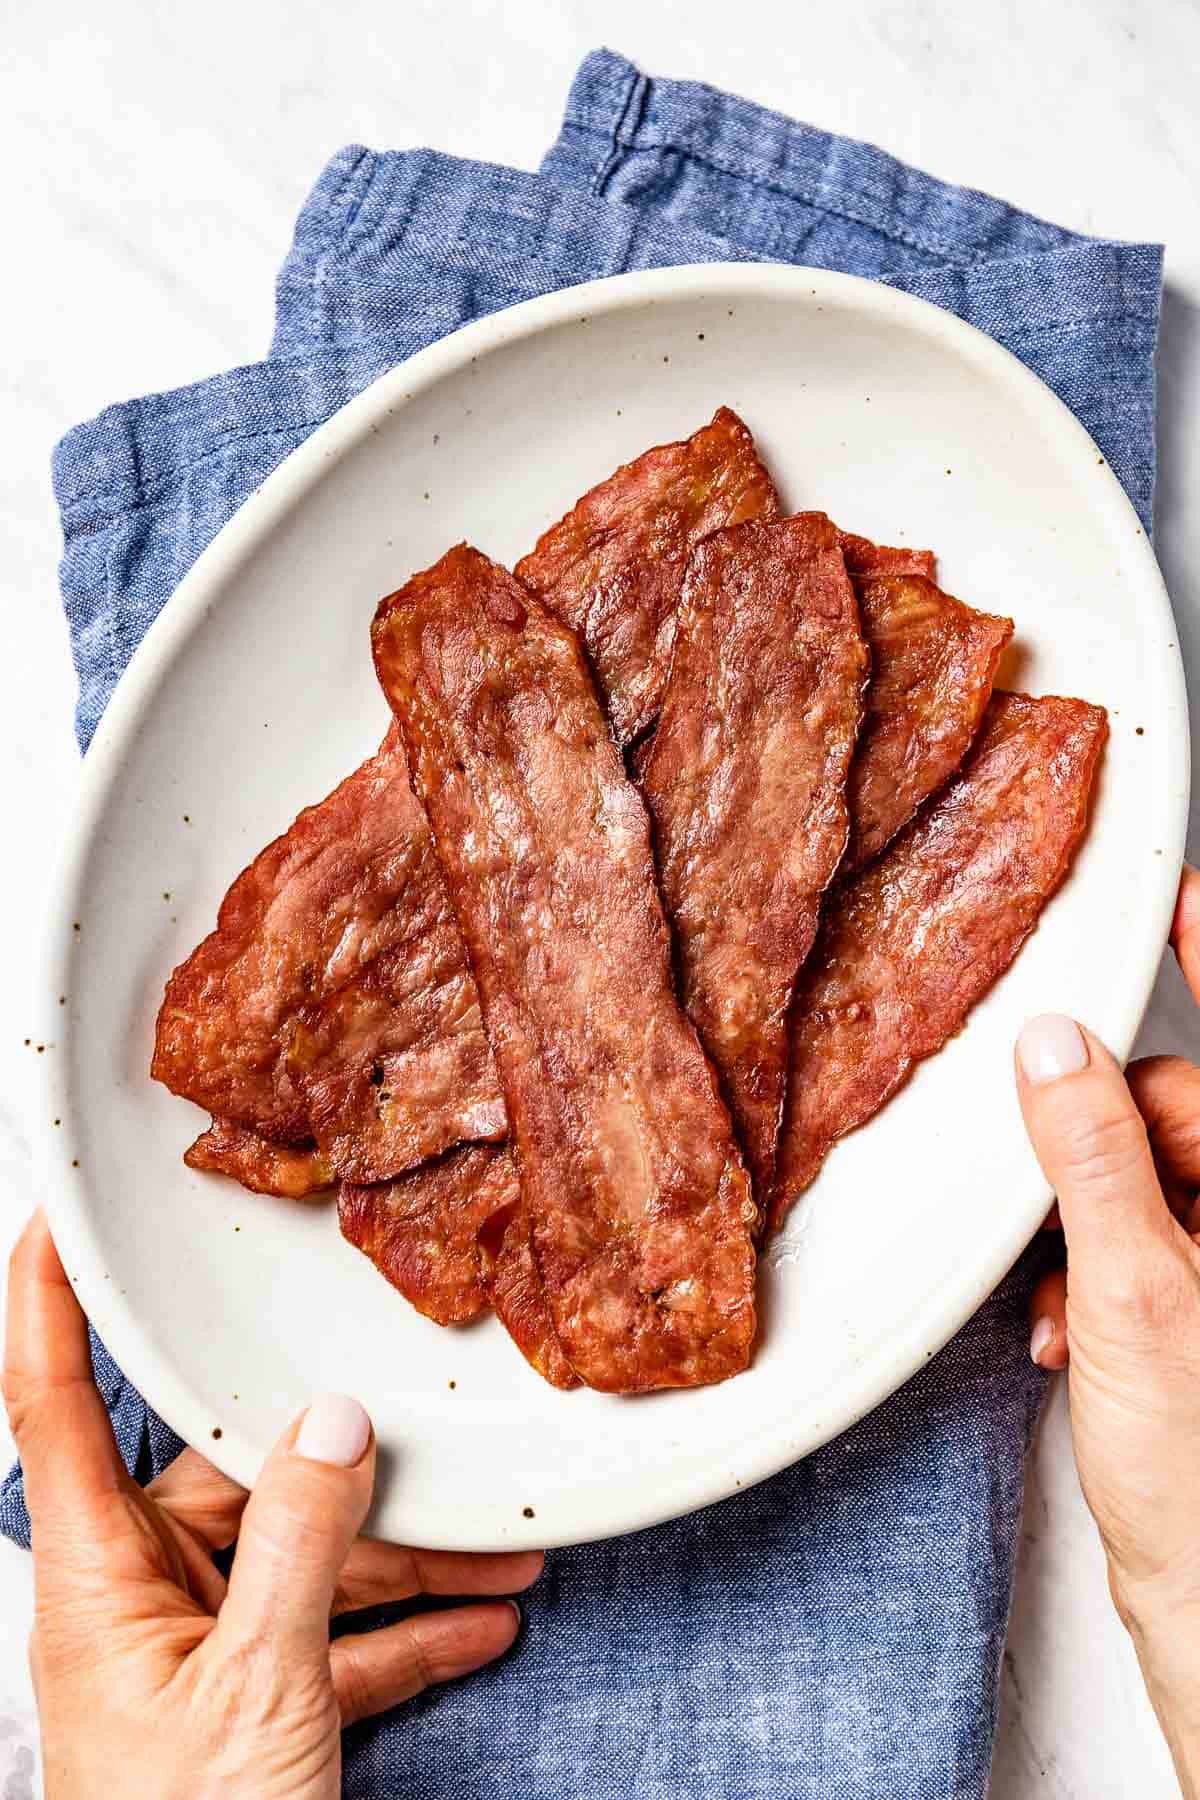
[4,1209,544,1799]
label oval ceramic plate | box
[39,264,1187,1550]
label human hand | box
[1014,866,1200,1796]
[1026,866,1200,1372]
[3,1210,543,1799]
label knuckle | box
[1053,1105,1149,1192]
[1127,1053,1190,1093]
[3,1384,38,1446]
[335,1639,375,1724]
[252,1486,339,1570]
[1128,1054,1198,1114]
[402,1618,439,1693]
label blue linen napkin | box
[6,50,1162,1800]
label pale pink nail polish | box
[293,1393,371,1467]
[1016,1014,1089,1086]
[1029,1317,1055,1366]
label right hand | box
[5,1210,544,1798]
[1013,867,1200,1796]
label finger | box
[219,1394,373,1657]
[1127,1057,1200,1198]
[1170,863,1200,1001]
[147,1448,248,1551]
[2,1212,128,1533]
[1028,1266,1069,1370]
[1015,1016,1179,1305]
[332,1601,521,1725]
[333,1542,544,1615]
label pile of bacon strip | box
[152,408,1107,1394]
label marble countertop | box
[2,3,1197,1793]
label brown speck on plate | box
[211,1427,223,1440]
[23,1038,30,1046]
[53,1118,60,1127]
[71,1159,79,1168]
[448,1380,457,1390]
[73,922,80,932]
[522,1506,535,1519]
[697,332,705,341]
[162,891,171,901]
[36,1045,45,1054]
[1136,726,1145,736]
[183,814,191,824]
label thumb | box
[1014,1013,1178,1313]
[219,1394,374,1658]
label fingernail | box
[505,1599,522,1629]
[1029,1317,1055,1366]
[293,1393,371,1467]
[1016,1014,1089,1086]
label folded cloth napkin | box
[5,49,1162,1800]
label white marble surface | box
[2,2,1197,1793]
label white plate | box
[39,264,1187,1550]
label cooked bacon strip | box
[152,728,504,1177]
[342,1150,581,1377]
[515,407,779,745]
[844,573,1013,873]
[184,1120,333,1199]
[374,544,758,1393]
[339,1144,517,1326]
[837,530,936,581]
[486,1203,581,1390]
[290,938,505,1182]
[770,692,1107,1229]
[640,515,868,1198]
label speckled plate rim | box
[36,261,1189,1549]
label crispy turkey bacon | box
[373,544,758,1393]
[339,1143,518,1327]
[485,1203,582,1391]
[836,531,936,581]
[769,692,1107,1231]
[843,573,1013,873]
[515,406,780,745]
[156,410,777,1192]
[640,514,869,1201]
[632,524,1009,881]
[184,1121,333,1199]
[160,410,1105,1403]
[151,728,505,1182]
